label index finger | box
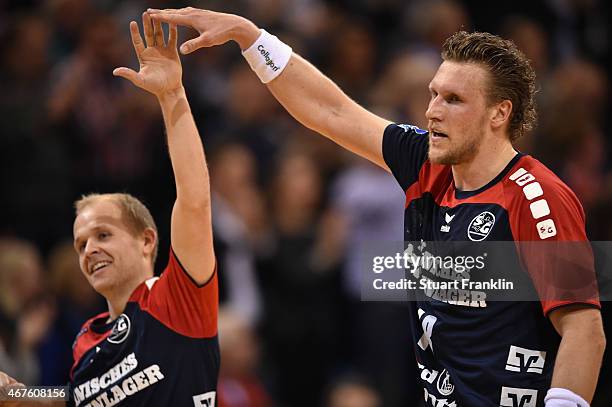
[129,21,145,64]
[149,13,194,28]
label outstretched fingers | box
[142,12,154,47]
[168,24,178,49]
[129,21,145,63]
[148,12,194,28]
[153,16,165,47]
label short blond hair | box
[74,193,159,265]
[442,31,537,141]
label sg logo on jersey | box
[467,211,496,241]
[108,314,131,344]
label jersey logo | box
[398,123,428,135]
[467,211,495,241]
[108,314,131,344]
[417,308,437,353]
[505,345,546,374]
[193,391,216,406]
[440,212,455,233]
[536,219,557,239]
[436,369,454,396]
[500,387,538,407]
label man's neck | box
[451,140,517,192]
[105,274,151,321]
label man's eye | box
[448,95,460,102]
[99,232,109,240]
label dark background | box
[0,0,610,406]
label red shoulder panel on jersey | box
[504,156,600,315]
[129,248,218,338]
[70,312,111,380]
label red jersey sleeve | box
[507,163,600,316]
[129,248,218,338]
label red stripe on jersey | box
[70,312,111,380]
[128,248,218,338]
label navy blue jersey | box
[69,249,219,407]
[382,124,600,407]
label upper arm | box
[170,199,215,285]
[549,304,605,341]
[381,123,430,191]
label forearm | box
[550,328,605,403]
[232,19,389,167]
[267,54,388,164]
[157,87,211,206]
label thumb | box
[113,67,142,86]
[180,35,209,54]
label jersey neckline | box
[89,312,115,334]
[454,152,525,199]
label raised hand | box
[147,7,259,53]
[113,13,182,98]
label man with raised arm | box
[1,12,219,407]
[147,7,605,407]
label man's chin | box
[89,276,116,297]
[428,150,456,165]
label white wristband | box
[242,29,292,84]
[545,388,590,407]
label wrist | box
[157,86,186,104]
[231,16,260,51]
[242,29,292,83]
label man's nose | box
[425,96,442,121]
[84,240,99,257]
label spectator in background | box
[217,307,272,407]
[0,0,610,405]
[37,241,105,385]
[0,14,72,250]
[325,374,382,407]
[257,148,344,407]
[47,13,163,194]
[0,238,55,385]
[536,59,610,233]
[330,157,418,407]
[404,0,470,54]
[501,15,550,77]
[210,142,264,326]
[370,51,439,127]
[326,20,378,102]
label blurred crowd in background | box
[0,0,611,406]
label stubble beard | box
[428,117,486,165]
[429,134,480,165]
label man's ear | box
[142,227,157,262]
[490,99,512,131]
